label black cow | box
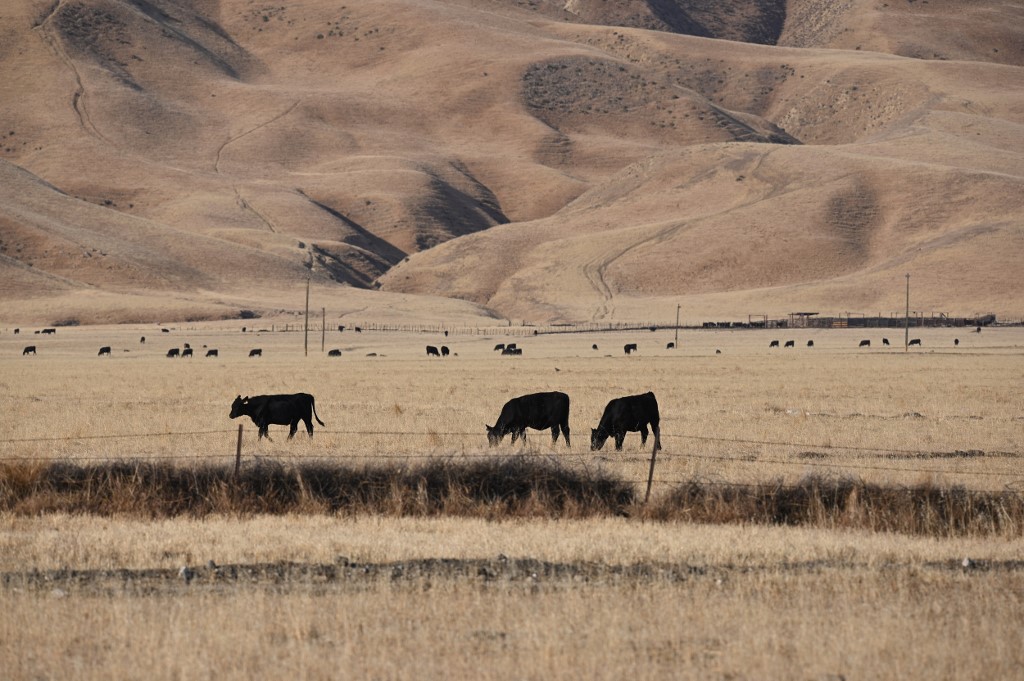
[249,348,262,357]
[486,391,570,447]
[42,328,56,335]
[13,328,19,334]
[591,392,662,453]
[909,338,922,346]
[859,340,871,348]
[206,349,219,357]
[182,348,193,358]
[166,348,180,358]
[501,347,522,355]
[230,393,325,441]
[22,345,36,355]
[327,349,341,357]
[161,328,170,333]
[354,326,362,333]
[666,342,675,349]
[441,346,450,357]
[98,346,111,356]
[338,325,345,332]
[184,343,191,350]
[769,340,780,348]
[882,338,890,346]
[592,344,598,350]
[784,340,795,348]
[954,338,960,346]
[624,343,638,355]
[140,336,146,344]
[494,343,505,352]
[426,345,440,357]
[807,340,814,348]
[506,343,517,351]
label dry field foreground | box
[2,324,1023,679]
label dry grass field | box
[1,324,1022,679]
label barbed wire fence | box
[1,427,1021,496]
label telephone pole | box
[904,273,910,352]
[674,304,680,348]
[304,277,310,357]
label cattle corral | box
[1,323,1023,679]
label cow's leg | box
[639,425,649,448]
[510,429,518,445]
[305,417,314,437]
[550,426,559,444]
[518,428,527,445]
[288,420,298,439]
[562,424,571,448]
[652,423,662,453]
[614,432,626,450]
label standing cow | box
[591,392,662,453]
[98,346,111,356]
[229,393,325,440]
[426,345,440,357]
[486,391,571,447]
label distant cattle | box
[444,330,449,337]
[975,326,982,333]
[161,328,170,333]
[624,343,638,355]
[769,340,780,348]
[230,393,325,441]
[784,340,795,348]
[338,325,345,332]
[426,345,440,357]
[715,349,722,354]
[166,348,180,358]
[140,336,146,344]
[98,346,111,356]
[327,349,342,357]
[909,338,922,346]
[506,343,517,351]
[666,342,675,349]
[494,343,505,352]
[182,348,193,358]
[954,338,960,346]
[354,326,362,333]
[501,347,522,356]
[591,392,661,453]
[13,328,19,334]
[592,344,598,350]
[249,348,262,357]
[486,391,570,447]
[441,346,450,357]
[184,343,191,350]
[42,328,56,335]
[805,340,813,348]
[22,345,36,355]
[206,349,219,357]
[859,340,871,348]
[882,338,890,346]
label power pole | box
[674,304,680,348]
[904,273,910,352]
[321,307,326,353]
[304,277,310,357]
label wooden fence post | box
[234,424,243,478]
[644,448,659,504]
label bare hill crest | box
[1,0,1021,324]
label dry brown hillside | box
[0,0,1021,324]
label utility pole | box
[904,273,910,352]
[321,307,326,353]
[674,304,681,348]
[304,277,310,357]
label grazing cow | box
[769,340,780,348]
[486,391,570,447]
[42,328,56,335]
[98,346,111,356]
[13,328,19,334]
[249,348,262,357]
[859,339,871,348]
[882,338,890,346]
[426,345,440,357]
[591,392,662,453]
[354,326,362,333]
[230,393,325,441]
[182,348,193,358]
[807,340,814,348]
[666,342,675,349]
[501,347,522,355]
[22,345,36,355]
[494,343,505,352]
[715,349,722,354]
[506,343,518,351]
[338,325,345,332]
[161,328,170,333]
[140,336,146,344]
[592,344,598,350]
[166,348,180,358]
[909,338,922,346]
[327,349,341,357]
[955,338,960,346]
[784,340,795,348]
[441,346,450,357]
[206,349,219,357]
[624,343,638,355]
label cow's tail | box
[311,396,325,426]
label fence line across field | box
[1,426,1021,495]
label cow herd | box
[770,337,925,348]
[228,389,663,451]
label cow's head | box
[229,395,249,419]
[485,424,501,447]
[590,428,609,451]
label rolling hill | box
[1,0,1021,325]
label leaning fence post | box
[644,448,659,504]
[234,424,243,478]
